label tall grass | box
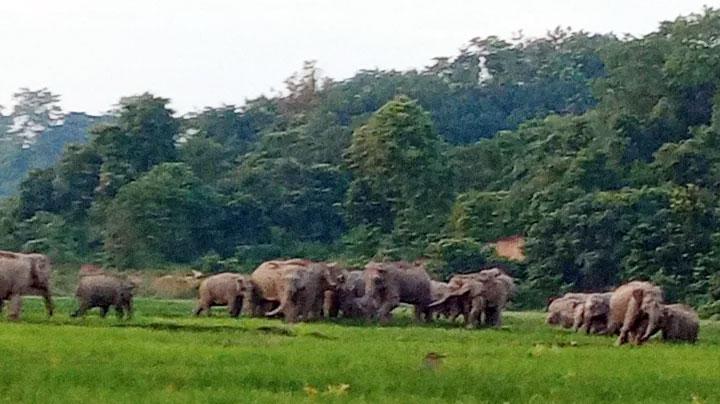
[0,298,718,403]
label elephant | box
[72,274,137,319]
[363,261,433,324]
[324,269,366,319]
[264,262,340,323]
[659,304,699,343]
[429,269,514,328]
[546,294,587,328]
[246,259,310,317]
[634,304,699,344]
[607,281,664,345]
[429,280,464,321]
[193,273,249,317]
[0,250,54,320]
[572,292,612,334]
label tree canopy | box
[3,8,720,314]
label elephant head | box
[315,263,340,292]
[634,288,664,343]
[265,270,305,318]
[429,276,476,308]
[364,262,389,297]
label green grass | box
[1,298,719,403]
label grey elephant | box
[324,269,366,319]
[194,273,249,317]
[572,292,612,334]
[546,294,587,328]
[635,304,699,343]
[72,274,136,319]
[0,250,54,320]
[265,262,340,323]
[659,304,699,343]
[429,269,514,328]
[245,259,312,317]
[607,281,664,345]
[363,261,434,324]
[429,280,464,321]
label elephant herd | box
[195,259,516,328]
[0,250,702,345]
[547,281,700,345]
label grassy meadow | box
[0,298,718,403]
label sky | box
[0,0,715,115]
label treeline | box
[2,9,720,313]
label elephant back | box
[0,252,34,296]
[394,264,432,305]
[202,273,244,303]
[608,281,663,326]
[76,274,124,303]
[251,261,307,301]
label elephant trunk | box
[640,308,661,342]
[429,295,450,308]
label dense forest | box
[2,9,720,313]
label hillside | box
[0,112,103,196]
[2,9,720,314]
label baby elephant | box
[660,304,699,343]
[194,273,248,317]
[72,274,135,319]
[546,295,586,328]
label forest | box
[1,8,720,313]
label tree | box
[8,88,64,149]
[345,96,452,254]
[92,93,179,196]
[103,163,219,267]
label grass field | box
[1,298,718,403]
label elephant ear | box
[235,277,246,292]
[449,281,473,297]
[632,289,644,304]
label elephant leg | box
[466,297,482,329]
[228,297,242,318]
[193,303,205,316]
[242,296,256,317]
[377,298,398,325]
[421,305,433,323]
[40,289,54,317]
[617,300,641,345]
[413,305,423,322]
[304,295,322,322]
[485,306,502,327]
[605,320,621,336]
[0,298,4,313]
[100,306,110,318]
[285,303,299,324]
[8,294,22,320]
[124,301,133,320]
[324,291,339,318]
[115,305,125,319]
[71,301,90,318]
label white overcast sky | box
[0,0,716,114]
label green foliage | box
[103,163,219,267]
[4,9,720,310]
[449,191,521,242]
[346,96,452,253]
[425,237,494,280]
